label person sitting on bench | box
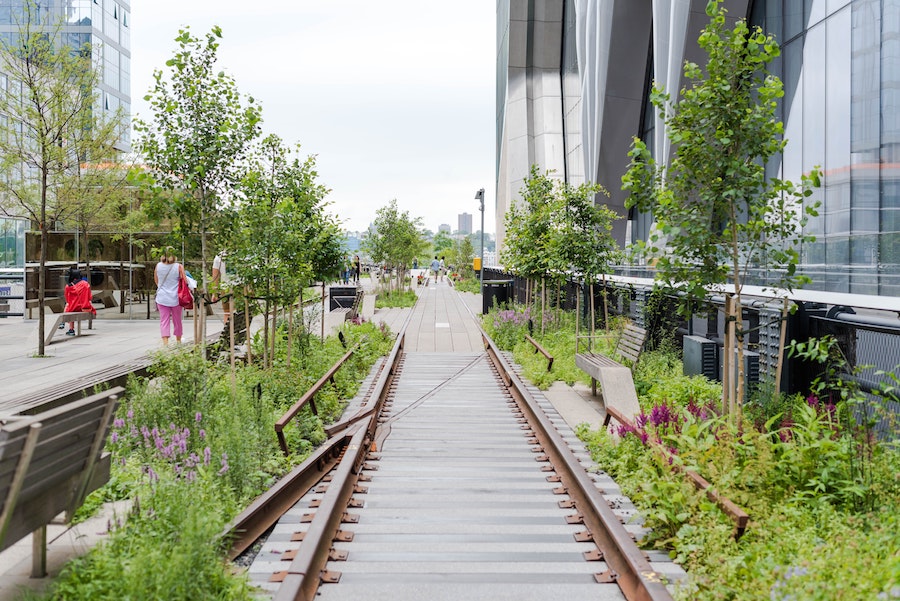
[62,269,96,336]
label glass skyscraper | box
[0,0,131,150]
[497,0,899,297]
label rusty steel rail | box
[225,314,410,600]
[481,328,675,601]
[603,405,749,538]
[224,431,352,560]
[274,342,361,455]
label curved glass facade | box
[749,0,899,295]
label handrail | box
[274,342,360,455]
[524,334,554,371]
[603,405,749,538]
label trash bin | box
[482,279,513,314]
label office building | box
[438,223,451,234]
[497,0,898,296]
[458,212,473,235]
[0,0,131,150]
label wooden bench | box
[25,297,65,319]
[44,311,94,346]
[331,288,364,322]
[524,334,554,371]
[206,303,257,362]
[0,387,122,576]
[575,323,647,423]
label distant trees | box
[363,200,427,293]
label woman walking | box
[154,246,187,345]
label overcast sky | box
[130,1,496,235]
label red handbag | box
[178,277,193,310]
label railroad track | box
[226,320,682,601]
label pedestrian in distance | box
[353,255,361,283]
[211,251,232,323]
[439,256,446,281]
[430,256,440,282]
[62,268,96,335]
[154,246,188,345]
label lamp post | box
[475,188,485,299]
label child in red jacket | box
[63,269,96,335]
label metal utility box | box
[683,335,718,380]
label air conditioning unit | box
[720,349,760,400]
[683,335,718,380]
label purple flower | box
[195,412,203,423]
[126,409,134,420]
[203,447,211,466]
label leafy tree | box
[501,165,555,303]
[622,0,820,412]
[0,1,123,355]
[363,200,427,294]
[432,230,453,255]
[551,180,622,339]
[224,135,337,367]
[448,236,475,276]
[135,26,261,301]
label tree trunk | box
[245,296,253,365]
[590,282,596,351]
[37,169,48,356]
[722,295,734,415]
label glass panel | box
[782,38,803,185]
[850,1,880,159]
[807,0,827,26]
[825,8,851,187]
[827,0,852,14]
[785,0,805,41]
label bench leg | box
[591,377,597,397]
[32,524,47,577]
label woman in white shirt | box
[154,246,187,345]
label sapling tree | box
[552,180,621,343]
[0,1,123,355]
[501,166,555,314]
[363,200,427,294]
[622,0,820,413]
[224,135,337,367]
[135,26,261,340]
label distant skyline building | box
[497,0,899,296]
[438,223,451,234]
[458,212,472,234]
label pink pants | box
[158,304,183,338]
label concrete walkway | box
[0,278,607,600]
